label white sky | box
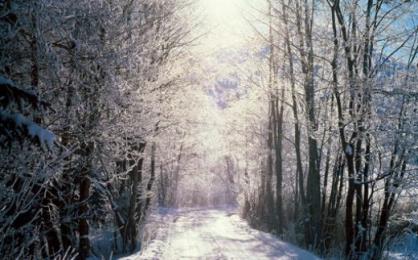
[195,0,263,51]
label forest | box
[1,0,417,259]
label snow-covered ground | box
[121,208,320,260]
[386,233,418,260]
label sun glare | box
[201,0,241,25]
[197,0,251,49]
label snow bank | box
[386,233,418,260]
[0,110,55,150]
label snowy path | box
[122,208,320,260]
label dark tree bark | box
[123,141,146,253]
[280,0,305,217]
[145,142,156,212]
[274,91,284,234]
[78,142,93,260]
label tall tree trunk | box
[263,0,276,229]
[171,142,184,207]
[274,92,284,234]
[265,108,275,227]
[281,0,305,216]
[78,141,93,260]
[123,141,146,253]
[329,2,364,257]
[294,0,321,247]
[142,142,156,221]
[323,152,345,252]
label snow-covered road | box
[122,208,320,260]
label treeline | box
[226,0,418,259]
[0,0,192,259]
